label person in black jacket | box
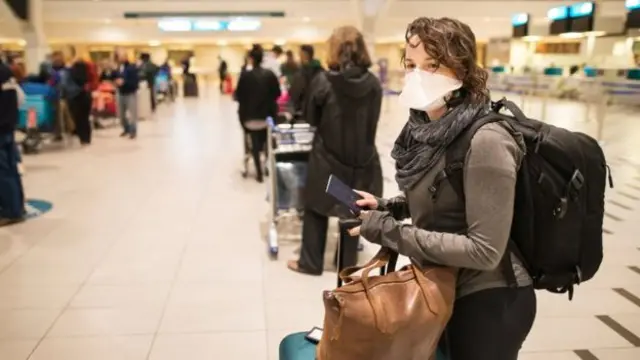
[289,44,324,118]
[287,26,383,275]
[0,59,26,226]
[114,48,139,139]
[234,44,281,183]
[139,53,159,112]
[62,45,92,145]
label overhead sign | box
[548,6,570,21]
[627,0,640,11]
[569,2,594,18]
[511,13,529,26]
[157,18,262,32]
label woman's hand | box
[354,190,379,210]
[347,211,370,237]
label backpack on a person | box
[445,98,612,300]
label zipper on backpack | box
[605,164,614,188]
[429,170,449,201]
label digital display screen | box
[626,0,640,11]
[571,15,594,32]
[512,13,529,27]
[627,9,640,29]
[570,2,594,18]
[548,6,569,21]
[550,19,571,35]
[513,24,529,38]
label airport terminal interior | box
[1,0,640,359]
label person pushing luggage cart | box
[234,44,281,183]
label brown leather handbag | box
[317,247,457,360]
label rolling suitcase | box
[183,74,199,98]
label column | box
[21,0,49,74]
[362,16,377,60]
[359,0,390,61]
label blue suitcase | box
[279,332,448,360]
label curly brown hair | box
[405,17,489,103]
[327,25,372,70]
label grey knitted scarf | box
[391,100,491,190]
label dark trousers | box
[67,92,92,144]
[0,132,25,220]
[298,209,359,275]
[440,286,536,360]
[149,82,157,112]
[248,129,267,180]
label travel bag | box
[444,98,613,300]
[279,221,455,360]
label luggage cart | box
[266,117,315,259]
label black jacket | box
[304,67,384,216]
[289,59,324,117]
[0,62,18,133]
[235,67,281,124]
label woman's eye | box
[405,63,415,70]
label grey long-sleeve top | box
[360,122,532,298]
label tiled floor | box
[0,86,639,359]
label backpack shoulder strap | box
[445,114,502,201]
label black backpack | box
[445,98,613,300]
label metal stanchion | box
[595,91,608,145]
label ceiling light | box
[217,40,228,46]
[274,39,286,46]
[158,19,192,32]
[17,39,26,46]
[227,18,261,31]
[193,20,224,31]
[303,17,310,22]
[148,40,161,47]
[103,19,112,24]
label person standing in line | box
[218,55,228,93]
[234,45,281,183]
[62,45,92,146]
[287,26,383,275]
[289,44,324,118]
[139,53,159,112]
[262,45,284,78]
[114,48,139,139]
[0,57,26,226]
[280,50,299,87]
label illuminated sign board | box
[627,0,640,11]
[511,13,529,26]
[157,18,262,32]
[569,2,594,18]
[548,6,569,21]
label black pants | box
[0,132,25,220]
[440,286,536,360]
[298,209,359,275]
[150,85,157,112]
[67,92,92,144]
[248,129,267,180]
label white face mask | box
[398,69,463,111]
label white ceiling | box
[0,0,631,44]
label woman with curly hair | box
[349,17,536,359]
[287,25,383,275]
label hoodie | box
[301,66,384,216]
[289,59,324,116]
